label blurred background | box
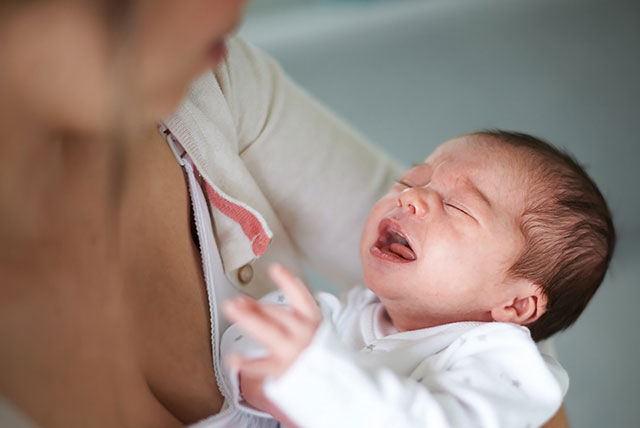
[240,0,639,426]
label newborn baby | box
[221,130,615,428]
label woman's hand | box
[223,263,322,409]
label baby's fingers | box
[227,354,279,378]
[223,297,289,353]
[259,302,318,343]
[268,263,320,321]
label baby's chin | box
[362,268,406,301]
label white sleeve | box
[215,36,403,289]
[219,290,346,417]
[264,323,566,428]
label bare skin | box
[119,129,225,423]
[0,133,180,427]
[0,126,223,427]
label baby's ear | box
[490,280,547,325]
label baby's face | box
[360,136,529,331]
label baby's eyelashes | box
[444,200,478,223]
[444,202,468,215]
[395,179,414,188]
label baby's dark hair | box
[474,130,616,341]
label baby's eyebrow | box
[465,178,492,209]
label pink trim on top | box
[159,124,271,258]
[192,163,271,257]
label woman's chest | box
[118,133,224,423]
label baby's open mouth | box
[374,220,416,261]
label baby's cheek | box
[365,200,389,226]
[360,201,388,252]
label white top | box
[222,287,569,428]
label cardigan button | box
[237,264,254,285]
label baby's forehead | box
[420,136,533,211]
[425,136,522,173]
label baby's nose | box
[397,188,428,217]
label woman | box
[0,0,567,426]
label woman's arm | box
[216,36,403,289]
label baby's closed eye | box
[444,201,471,216]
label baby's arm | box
[223,265,566,428]
[224,264,322,379]
[222,263,322,426]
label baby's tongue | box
[389,242,416,261]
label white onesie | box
[221,286,569,428]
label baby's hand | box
[223,263,322,382]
